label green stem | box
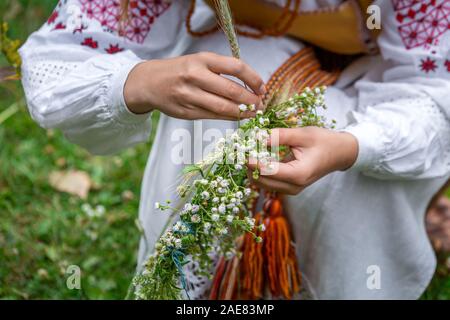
[0,100,21,125]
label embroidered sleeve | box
[19,0,174,155]
[343,0,450,179]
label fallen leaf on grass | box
[49,170,92,199]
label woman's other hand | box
[124,52,266,120]
[248,127,359,195]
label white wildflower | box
[249,150,258,158]
[220,179,229,187]
[245,217,256,228]
[201,191,210,200]
[95,205,105,216]
[174,238,182,249]
[239,104,248,112]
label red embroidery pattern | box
[393,0,423,11]
[47,0,66,25]
[73,24,88,34]
[53,22,67,30]
[445,59,450,71]
[79,0,172,44]
[420,56,438,72]
[81,37,99,48]
[47,10,59,25]
[393,0,450,50]
[105,43,125,54]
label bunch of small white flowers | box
[134,85,331,300]
[155,230,183,251]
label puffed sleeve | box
[343,0,450,180]
[19,0,177,155]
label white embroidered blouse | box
[19,0,450,299]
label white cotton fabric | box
[19,0,450,299]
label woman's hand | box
[248,127,359,195]
[124,52,266,120]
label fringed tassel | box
[210,193,301,300]
[209,257,226,300]
[209,238,243,300]
[238,212,265,299]
[263,194,301,299]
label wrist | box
[334,132,359,171]
[124,61,156,114]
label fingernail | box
[259,84,267,95]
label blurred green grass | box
[0,0,449,300]
[0,0,156,299]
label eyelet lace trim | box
[22,58,79,91]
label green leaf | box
[182,164,202,175]
[44,246,58,262]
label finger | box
[248,158,307,185]
[281,152,295,163]
[268,128,315,148]
[185,108,238,121]
[192,70,262,107]
[187,87,256,119]
[164,104,237,121]
[203,53,266,97]
[249,174,304,195]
